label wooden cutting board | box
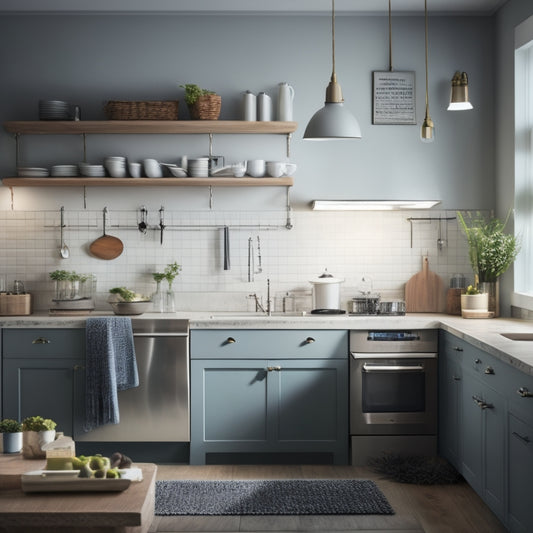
[405,256,444,312]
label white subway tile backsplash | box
[0,208,472,312]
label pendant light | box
[303,0,362,140]
[420,0,434,143]
[447,71,473,110]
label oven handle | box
[362,363,425,372]
[351,352,437,359]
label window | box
[513,15,533,309]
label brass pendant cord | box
[424,0,430,118]
[388,0,393,72]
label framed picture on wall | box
[372,71,416,125]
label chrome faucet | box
[248,278,272,316]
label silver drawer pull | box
[304,337,315,344]
[32,337,51,344]
[484,366,495,375]
[517,387,533,398]
[453,375,461,381]
[267,366,281,372]
[512,431,531,444]
[73,365,85,371]
[225,337,236,344]
[453,346,463,352]
[472,395,493,409]
[474,358,482,364]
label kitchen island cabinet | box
[190,329,348,465]
[2,328,86,438]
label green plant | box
[465,285,480,295]
[0,418,22,433]
[164,261,181,290]
[179,84,216,106]
[152,272,166,284]
[457,210,520,283]
[22,416,56,432]
[49,270,70,281]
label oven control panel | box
[350,329,438,353]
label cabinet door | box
[438,348,462,468]
[508,412,533,533]
[2,357,85,437]
[274,358,348,463]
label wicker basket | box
[188,94,221,120]
[104,100,179,120]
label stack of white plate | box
[78,163,106,177]
[17,167,49,177]
[104,156,127,178]
[51,165,78,177]
[39,100,71,120]
[187,158,209,177]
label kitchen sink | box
[500,332,533,341]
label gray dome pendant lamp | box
[303,0,362,140]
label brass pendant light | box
[421,0,434,142]
[303,0,362,140]
[447,71,473,110]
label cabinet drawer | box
[3,328,85,358]
[191,329,348,359]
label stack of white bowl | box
[51,165,78,177]
[187,158,209,177]
[17,167,49,177]
[78,163,106,177]
[104,156,127,178]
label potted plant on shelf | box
[180,83,221,120]
[0,418,23,454]
[22,416,57,459]
[457,210,520,317]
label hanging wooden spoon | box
[89,207,124,260]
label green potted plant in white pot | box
[0,418,23,454]
[22,416,57,459]
[457,210,520,317]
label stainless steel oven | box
[349,329,438,465]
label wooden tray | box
[21,467,142,493]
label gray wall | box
[0,12,494,211]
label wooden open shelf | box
[3,120,298,135]
[1,176,294,187]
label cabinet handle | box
[225,337,236,344]
[267,366,281,372]
[453,346,463,352]
[472,395,493,409]
[484,366,495,375]
[474,358,482,364]
[512,431,531,444]
[304,337,315,344]
[73,365,85,371]
[32,337,51,344]
[517,387,533,398]
[453,375,461,381]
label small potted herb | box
[180,84,221,120]
[460,285,489,314]
[0,418,23,454]
[21,416,57,458]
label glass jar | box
[152,281,164,313]
[165,290,176,313]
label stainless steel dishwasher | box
[77,318,189,442]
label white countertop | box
[2,311,533,376]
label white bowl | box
[168,166,188,177]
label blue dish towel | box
[84,316,139,432]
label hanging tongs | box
[138,206,148,234]
[159,206,165,245]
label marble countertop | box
[2,311,533,376]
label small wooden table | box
[0,455,156,533]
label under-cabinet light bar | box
[311,200,441,211]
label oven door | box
[350,353,438,436]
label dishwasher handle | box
[133,332,189,338]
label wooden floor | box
[149,464,508,533]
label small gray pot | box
[3,432,22,454]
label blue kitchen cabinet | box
[190,329,348,465]
[2,328,86,438]
[438,331,464,469]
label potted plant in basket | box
[457,210,520,317]
[180,84,221,120]
[22,416,57,459]
[0,418,23,454]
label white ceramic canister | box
[277,82,295,121]
[257,92,272,121]
[309,269,344,310]
[242,91,257,121]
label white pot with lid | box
[309,269,344,311]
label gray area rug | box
[155,479,394,516]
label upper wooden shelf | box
[3,120,298,135]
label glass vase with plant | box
[152,272,166,313]
[163,261,181,312]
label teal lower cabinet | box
[2,328,86,438]
[439,330,533,532]
[190,329,348,465]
